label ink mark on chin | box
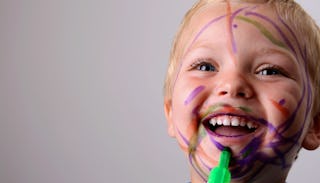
[240,136,262,159]
[184,85,205,105]
[208,133,225,151]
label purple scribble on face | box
[245,11,297,58]
[208,132,225,151]
[279,99,286,106]
[192,105,201,116]
[176,4,313,182]
[184,85,205,105]
[189,153,207,182]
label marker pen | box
[207,148,231,183]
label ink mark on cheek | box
[192,105,201,116]
[279,99,286,106]
[177,127,190,147]
[233,24,238,28]
[271,99,289,117]
[184,85,205,105]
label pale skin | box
[165,2,320,183]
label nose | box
[215,73,253,99]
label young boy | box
[164,0,320,182]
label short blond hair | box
[164,0,320,115]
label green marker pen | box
[207,148,231,183]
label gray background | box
[0,0,319,183]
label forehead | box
[181,2,288,54]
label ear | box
[302,113,320,150]
[164,99,175,137]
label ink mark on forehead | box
[228,4,249,54]
[236,16,287,49]
[245,11,297,59]
[172,7,248,92]
[184,85,205,105]
[186,15,226,55]
[226,0,236,54]
[171,14,225,93]
[185,7,248,57]
[279,17,306,62]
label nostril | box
[219,91,228,96]
[237,92,246,97]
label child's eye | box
[258,68,281,75]
[256,65,288,77]
[190,61,217,72]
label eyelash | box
[256,65,289,77]
[189,60,290,78]
[189,60,217,72]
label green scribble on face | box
[238,106,252,113]
[236,16,288,49]
[188,125,207,154]
[242,148,253,158]
[202,103,223,119]
[198,125,207,139]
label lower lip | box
[205,126,264,147]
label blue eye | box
[258,68,281,75]
[193,62,216,72]
[256,65,287,77]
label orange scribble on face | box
[221,104,238,113]
[226,0,237,65]
[270,99,289,117]
[186,119,198,138]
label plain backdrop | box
[0,0,319,183]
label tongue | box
[214,126,252,137]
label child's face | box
[165,2,316,182]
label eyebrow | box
[255,48,297,63]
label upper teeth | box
[209,116,258,129]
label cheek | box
[264,82,302,117]
[171,85,207,148]
[265,85,308,140]
[184,85,205,105]
[269,98,290,122]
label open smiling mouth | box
[203,115,260,137]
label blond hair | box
[164,0,320,116]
